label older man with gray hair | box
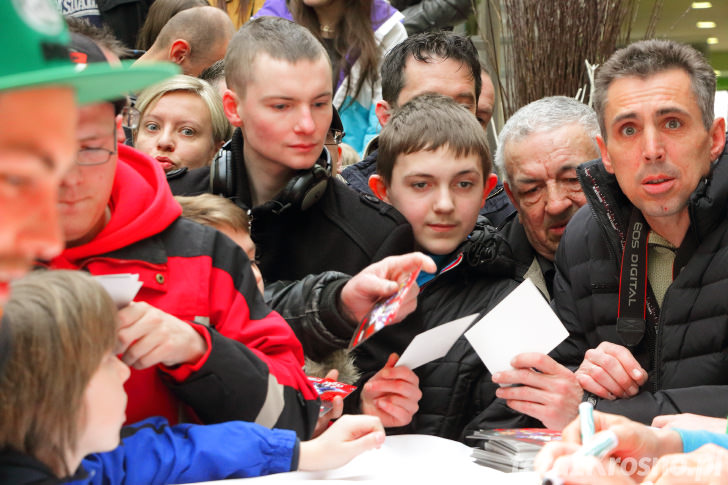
[495,96,600,299]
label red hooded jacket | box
[46,145,318,437]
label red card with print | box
[349,270,418,349]
[308,376,357,416]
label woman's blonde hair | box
[0,270,117,476]
[135,74,232,146]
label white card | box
[465,279,568,375]
[395,314,479,370]
[94,273,143,308]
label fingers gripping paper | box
[464,279,569,374]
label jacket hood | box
[54,144,182,265]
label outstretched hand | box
[339,252,436,324]
[298,414,385,471]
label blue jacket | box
[678,428,728,453]
[0,417,298,484]
[255,0,407,155]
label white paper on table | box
[187,434,540,483]
[93,273,143,308]
[395,313,478,370]
[465,278,568,375]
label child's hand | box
[311,369,344,438]
[298,414,385,471]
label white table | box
[190,434,539,483]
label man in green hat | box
[0,0,176,302]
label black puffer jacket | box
[346,220,538,441]
[551,144,728,423]
[170,129,414,283]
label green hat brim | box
[0,60,179,104]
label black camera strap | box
[0,308,11,377]
[616,209,649,347]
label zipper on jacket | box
[585,202,620,270]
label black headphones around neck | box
[210,140,332,213]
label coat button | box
[155,273,165,284]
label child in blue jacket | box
[0,270,384,484]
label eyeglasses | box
[325,129,345,145]
[121,106,140,131]
[77,130,118,166]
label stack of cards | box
[468,428,562,472]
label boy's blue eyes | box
[409,180,476,190]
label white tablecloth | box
[190,434,539,483]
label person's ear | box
[596,135,613,174]
[115,113,125,144]
[168,39,191,66]
[375,100,393,127]
[368,174,390,203]
[222,89,242,127]
[481,173,498,208]
[709,117,726,161]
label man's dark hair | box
[200,58,225,85]
[381,30,481,107]
[594,39,716,137]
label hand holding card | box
[308,376,358,416]
[349,270,419,349]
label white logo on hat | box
[12,0,63,36]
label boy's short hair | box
[0,270,117,476]
[176,194,250,232]
[135,74,232,145]
[225,16,330,97]
[377,93,492,184]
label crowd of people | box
[2,0,728,483]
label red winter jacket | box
[45,145,318,437]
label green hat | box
[0,0,179,103]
